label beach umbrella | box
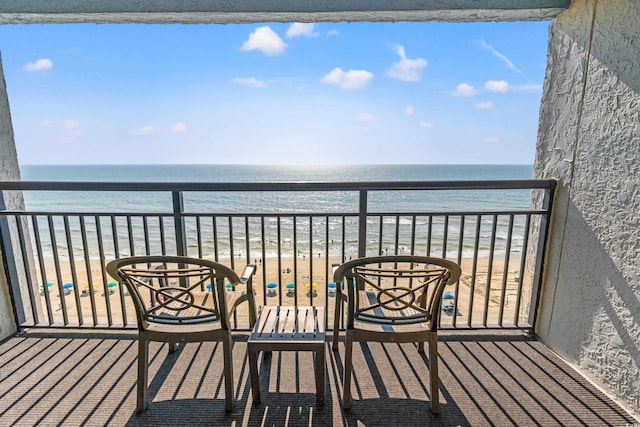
[101,281,118,295]
[442,291,455,300]
[305,283,317,296]
[40,282,55,295]
[285,283,295,297]
[328,282,337,297]
[62,283,74,295]
[266,282,278,297]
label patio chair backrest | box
[334,255,461,331]
[107,255,242,331]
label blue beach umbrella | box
[62,283,74,295]
[442,291,455,300]
[328,282,337,297]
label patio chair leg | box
[332,294,342,351]
[342,330,354,409]
[418,341,425,353]
[222,331,235,411]
[168,342,178,353]
[137,339,149,413]
[429,334,439,414]
[248,348,261,403]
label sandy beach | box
[34,255,530,329]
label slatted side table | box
[247,306,326,405]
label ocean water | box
[19,164,535,260]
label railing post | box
[172,191,187,257]
[528,182,556,333]
[358,190,367,258]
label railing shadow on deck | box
[0,331,634,426]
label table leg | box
[248,347,261,403]
[315,344,326,405]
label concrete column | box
[0,52,21,338]
[535,0,640,414]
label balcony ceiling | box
[0,0,570,24]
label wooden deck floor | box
[0,330,636,426]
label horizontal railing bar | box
[0,179,557,192]
[0,209,550,217]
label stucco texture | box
[535,0,640,414]
[0,0,569,23]
[0,53,20,338]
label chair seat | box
[145,320,223,336]
[352,319,430,335]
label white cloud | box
[286,23,319,38]
[170,122,187,134]
[321,68,373,90]
[475,101,495,109]
[485,80,509,93]
[130,126,154,135]
[241,26,286,56]
[358,112,374,122]
[405,106,414,116]
[327,29,339,36]
[479,40,521,73]
[385,45,427,82]
[63,120,81,129]
[233,77,267,88]
[484,136,500,143]
[453,83,476,97]
[24,58,53,72]
[419,121,435,128]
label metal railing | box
[0,179,556,332]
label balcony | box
[1,330,634,425]
[0,179,637,424]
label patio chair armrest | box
[239,264,257,284]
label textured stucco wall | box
[0,0,569,23]
[0,53,20,339]
[535,0,640,414]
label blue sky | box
[0,21,550,165]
